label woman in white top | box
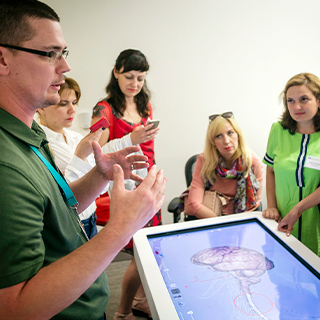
[38,77,149,239]
[37,77,102,238]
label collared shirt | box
[0,108,109,319]
[39,125,95,172]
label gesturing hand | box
[92,141,149,183]
[108,164,166,237]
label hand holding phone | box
[146,119,160,131]
[90,117,110,132]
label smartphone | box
[146,119,160,131]
[90,117,110,132]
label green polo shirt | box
[263,122,320,256]
[0,108,109,319]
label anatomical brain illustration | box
[191,246,274,319]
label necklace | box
[124,108,141,124]
[125,109,135,123]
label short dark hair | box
[0,0,60,46]
[104,49,151,118]
[280,73,320,134]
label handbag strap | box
[29,145,78,207]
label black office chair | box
[167,154,262,222]
[168,154,199,223]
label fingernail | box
[113,166,119,172]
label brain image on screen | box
[191,246,274,319]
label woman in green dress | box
[263,72,320,256]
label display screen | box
[147,219,320,320]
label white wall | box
[44,0,320,223]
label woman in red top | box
[91,49,159,320]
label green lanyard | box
[29,145,78,207]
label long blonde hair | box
[201,116,252,185]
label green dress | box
[263,122,320,256]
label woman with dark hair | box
[91,49,159,320]
[263,72,320,256]
[92,49,158,164]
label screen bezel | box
[133,212,320,320]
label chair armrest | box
[167,197,180,213]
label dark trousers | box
[98,312,107,320]
[82,213,98,239]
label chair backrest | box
[185,154,199,187]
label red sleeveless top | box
[93,100,155,169]
[93,100,161,249]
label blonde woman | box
[187,112,263,220]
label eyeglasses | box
[209,111,233,121]
[0,44,69,62]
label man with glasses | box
[0,44,69,62]
[0,1,166,319]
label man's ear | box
[0,47,10,75]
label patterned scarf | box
[215,156,259,213]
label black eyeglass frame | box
[209,111,234,121]
[0,44,68,61]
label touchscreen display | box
[147,219,320,320]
